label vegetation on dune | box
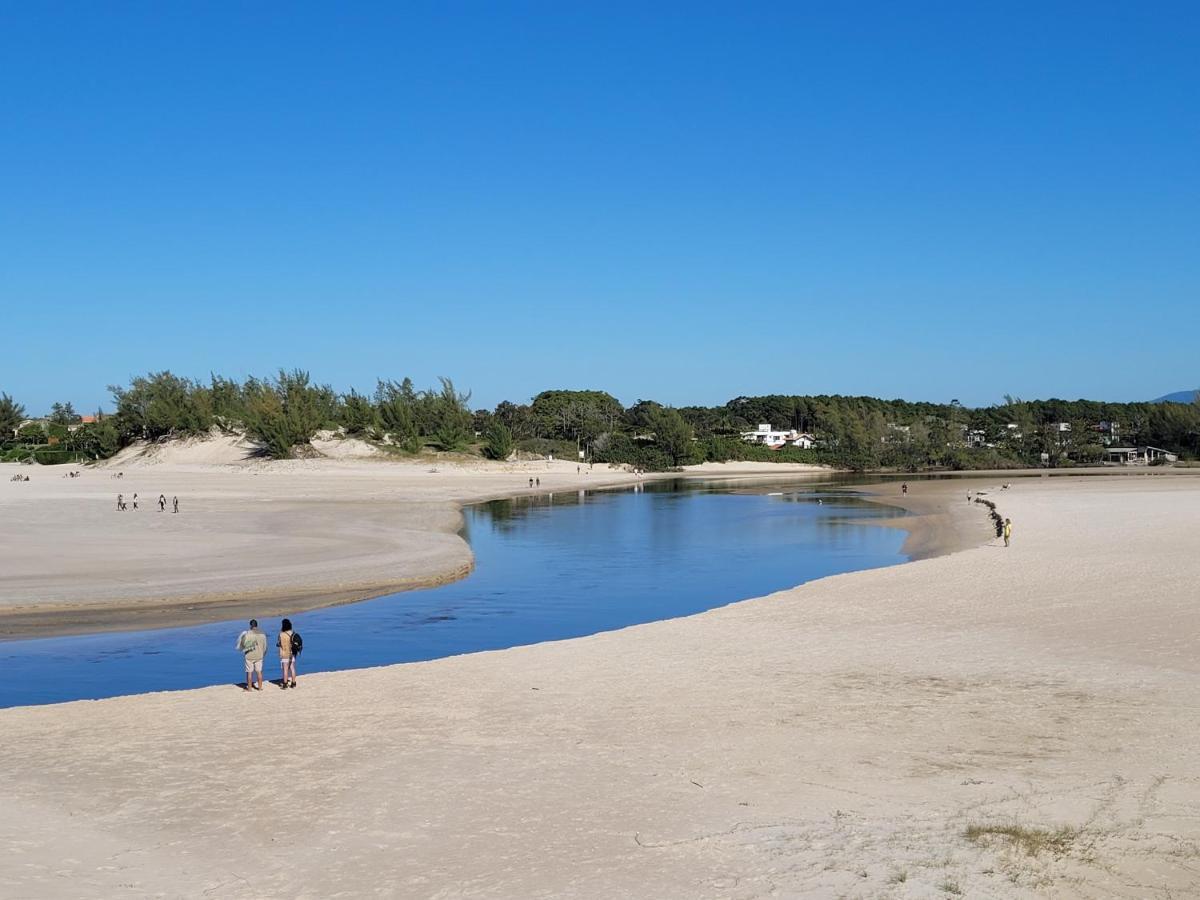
[483,421,514,460]
[3,377,1199,469]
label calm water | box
[0,480,907,708]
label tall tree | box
[430,377,473,451]
[649,407,695,466]
[49,401,81,426]
[0,392,25,437]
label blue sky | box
[2,2,1197,415]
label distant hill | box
[1155,390,1199,403]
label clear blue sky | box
[2,2,1197,415]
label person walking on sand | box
[1003,518,1013,547]
[236,619,268,691]
[158,494,166,512]
[277,617,299,689]
[116,493,123,511]
[901,482,908,495]
[132,493,138,510]
[172,496,179,514]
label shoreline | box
[0,460,1169,641]
[0,459,836,640]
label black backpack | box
[290,632,303,656]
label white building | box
[741,424,816,450]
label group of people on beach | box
[9,473,30,482]
[116,492,178,513]
[236,618,302,691]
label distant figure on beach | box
[132,493,138,510]
[529,478,533,488]
[277,617,298,689]
[536,477,540,487]
[116,493,124,511]
[236,619,268,691]
[172,496,179,514]
[901,482,908,495]
[1003,518,1012,547]
[158,494,166,512]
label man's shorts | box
[245,657,264,675]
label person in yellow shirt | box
[1003,518,1012,547]
[277,617,298,689]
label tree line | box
[2,375,1199,470]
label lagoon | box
[0,480,907,708]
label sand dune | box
[2,472,1199,897]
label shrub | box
[429,377,473,451]
[483,422,514,460]
[242,370,337,459]
[33,448,86,465]
[339,390,379,436]
[592,433,673,471]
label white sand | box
[2,467,1200,897]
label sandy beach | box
[0,436,830,638]
[3,459,1200,897]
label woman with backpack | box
[277,618,301,689]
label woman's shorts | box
[244,658,263,675]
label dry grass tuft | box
[964,822,1079,857]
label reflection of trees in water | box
[475,491,592,533]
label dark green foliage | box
[339,390,378,436]
[32,448,86,465]
[592,433,673,471]
[242,370,337,459]
[0,392,24,437]
[49,401,81,426]
[483,421,514,460]
[375,380,422,452]
[430,377,473,452]
[70,420,120,459]
[208,376,245,429]
[531,390,623,445]
[110,371,212,440]
[647,407,696,466]
[16,422,45,445]
[494,401,540,440]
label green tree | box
[375,380,422,452]
[0,392,25,438]
[110,371,211,440]
[531,390,624,444]
[49,401,81,426]
[242,370,336,459]
[483,421,514,460]
[430,377,473,451]
[71,420,120,459]
[493,401,539,440]
[16,421,45,445]
[339,390,378,436]
[649,407,695,466]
